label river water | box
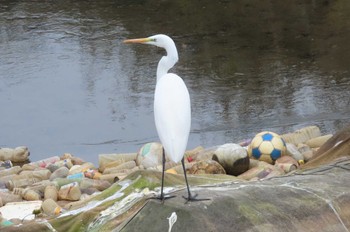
[0,0,349,165]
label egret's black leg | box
[181,158,211,203]
[153,148,175,202]
[181,157,197,200]
[159,147,166,201]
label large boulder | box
[120,159,350,232]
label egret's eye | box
[151,38,157,42]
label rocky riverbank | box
[1,125,350,231]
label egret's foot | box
[151,194,176,203]
[182,193,211,203]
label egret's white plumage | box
[124,34,202,202]
[154,72,191,163]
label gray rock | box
[212,143,249,176]
[120,159,350,232]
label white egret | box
[124,34,201,202]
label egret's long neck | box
[156,43,178,81]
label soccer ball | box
[248,131,286,164]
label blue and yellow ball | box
[248,131,286,164]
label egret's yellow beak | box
[123,38,151,44]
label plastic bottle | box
[21,163,38,171]
[41,199,62,216]
[275,163,297,173]
[59,158,73,168]
[44,185,58,201]
[237,166,267,181]
[0,174,18,188]
[29,156,60,168]
[50,166,69,180]
[67,172,84,180]
[70,156,85,165]
[99,173,126,183]
[47,159,73,172]
[0,146,30,163]
[305,134,333,148]
[285,143,304,164]
[281,126,321,145]
[62,153,85,165]
[52,178,82,187]
[63,194,94,210]
[165,162,193,174]
[6,178,40,191]
[58,182,81,201]
[100,159,125,172]
[155,162,177,172]
[103,161,136,174]
[79,178,111,191]
[0,160,13,169]
[98,153,137,172]
[69,162,95,175]
[12,187,25,196]
[22,189,41,201]
[24,180,53,195]
[84,169,102,179]
[0,191,23,204]
[0,166,22,177]
[19,169,51,180]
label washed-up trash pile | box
[0,125,332,228]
